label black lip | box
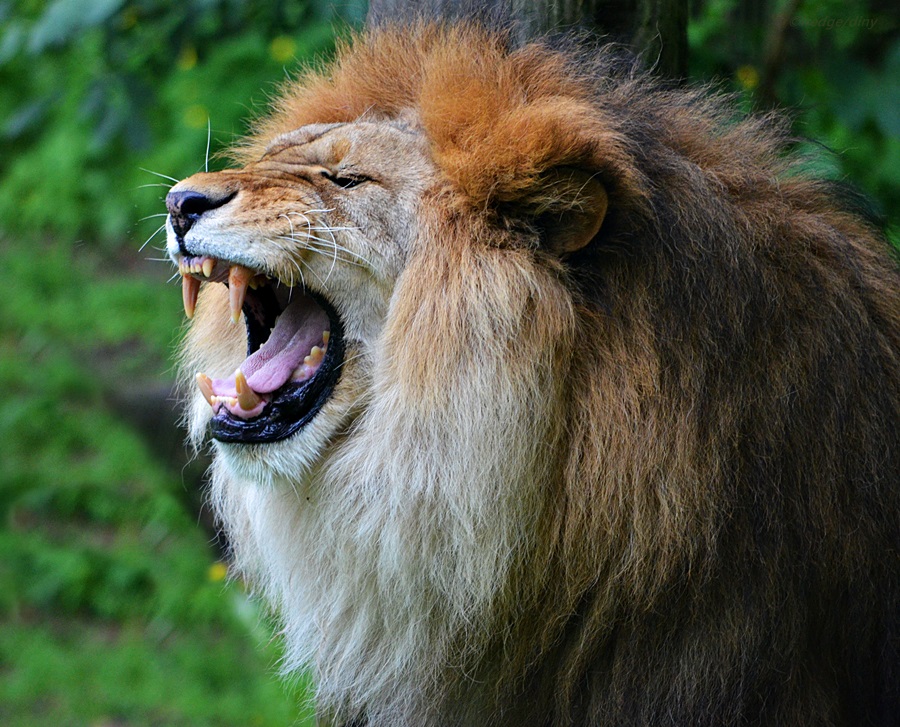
[208,294,345,443]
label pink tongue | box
[241,296,329,394]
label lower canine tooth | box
[182,274,200,319]
[234,369,262,410]
[196,372,214,406]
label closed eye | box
[320,170,371,189]
[334,176,369,189]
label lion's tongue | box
[209,295,329,418]
[243,296,329,393]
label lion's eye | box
[321,170,370,189]
[334,176,368,189]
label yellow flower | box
[269,35,296,64]
[208,561,228,582]
[121,8,139,30]
[736,65,759,91]
[178,45,198,72]
[183,104,209,130]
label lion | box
[163,23,900,727]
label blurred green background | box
[0,0,896,724]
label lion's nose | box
[166,189,231,238]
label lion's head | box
[165,24,900,727]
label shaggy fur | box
[177,24,899,726]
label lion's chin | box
[213,437,321,487]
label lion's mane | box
[202,24,899,726]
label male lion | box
[164,24,900,727]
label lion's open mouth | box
[179,255,344,444]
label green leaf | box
[28,0,126,52]
[0,20,25,63]
[2,95,55,138]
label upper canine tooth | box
[182,274,201,319]
[228,264,254,323]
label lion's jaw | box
[168,117,577,722]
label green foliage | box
[689,0,900,245]
[2,624,310,726]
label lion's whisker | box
[139,223,167,252]
[335,350,367,372]
[280,234,373,267]
[265,235,330,291]
[321,225,339,284]
[306,246,369,269]
[139,167,180,184]
[205,117,211,174]
[279,239,370,269]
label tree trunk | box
[366,0,688,77]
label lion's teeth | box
[303,345,325,367]
[322,331,330,345]
[228,264,254,323]
[182,274,200,318]
[196,372,215,406]
[234,368,261,410]
[202,258,215,277]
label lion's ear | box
[532,168,608,255]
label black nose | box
[166,189,232,238]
